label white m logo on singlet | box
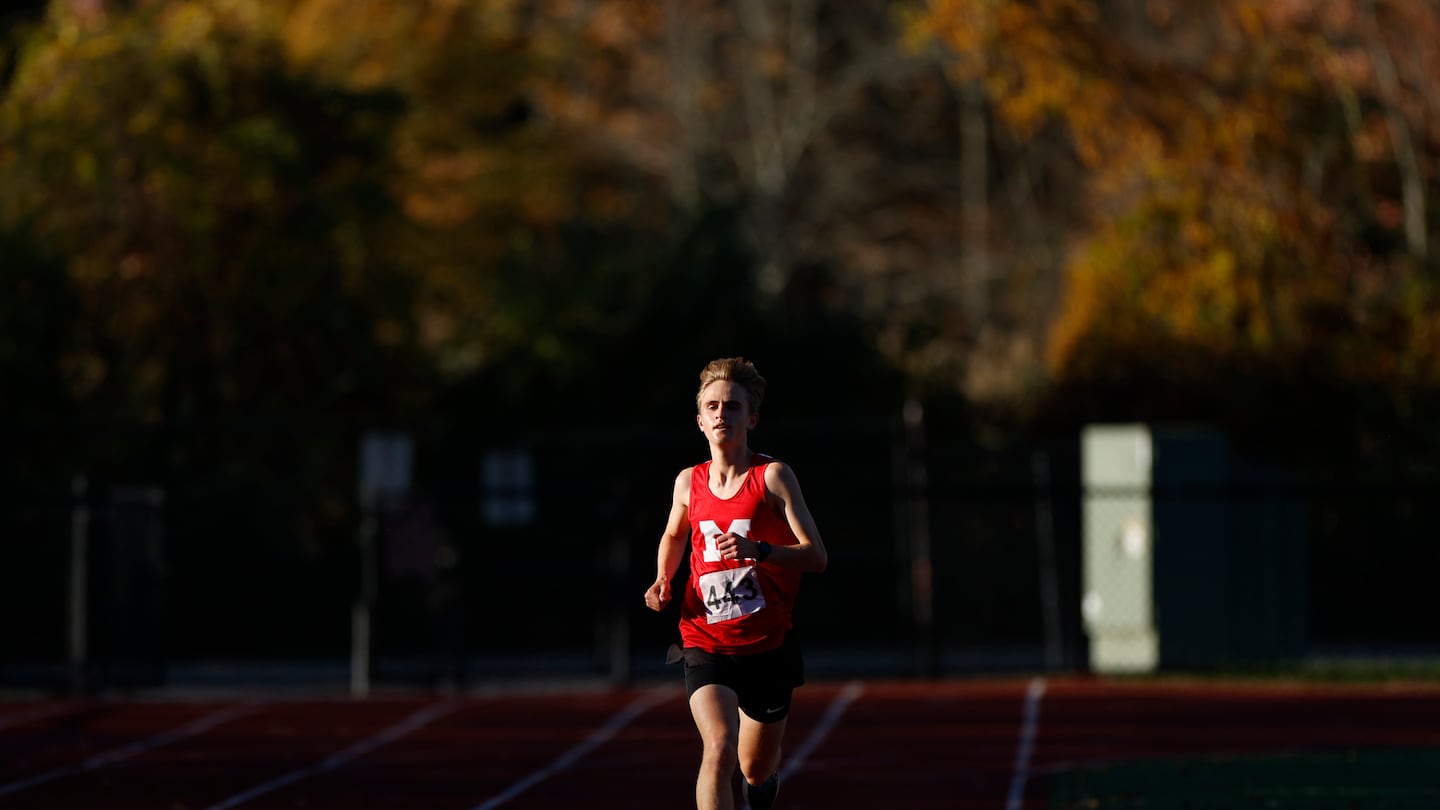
[699,519,752,562]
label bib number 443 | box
[697,566,765,624]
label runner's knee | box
[739,744,779,782]
[700,736,738,774]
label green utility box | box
[1082,425,1307,673]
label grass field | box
[1050,747,1440,808]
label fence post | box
[68,475,89,694]
[902,399,937,677]
[352,487,378,698]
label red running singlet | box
[679,454,803,655]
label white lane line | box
[471,685,678,810]
[207,700,458,810]
[779,680,865,780]
[1004,677,1047,810]
[0,702,258,799]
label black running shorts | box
[680,632,805,723]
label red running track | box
[3,677,1440,809]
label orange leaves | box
[912,0,1104,139]
[903,0,991,78]
[286,0,436,89]
[401,149,492,229]
[1052,151,1330,381]
[912,0,1440,397]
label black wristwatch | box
[755,541,772,563]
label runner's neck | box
[707,447,753,498]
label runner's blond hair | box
[695,357,767,413]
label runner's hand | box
[716,532,753,561]
[644,578,670,611]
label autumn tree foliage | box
[7,0,1440,446]
[909,0,1440,427]
[0,0,674,457]
[504,0,1088,404]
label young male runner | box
[644,357,829,810]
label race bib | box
[697,565,766,624]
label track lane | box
[8,678,1440,809]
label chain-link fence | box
[1081,426,1311,674]
[4,420,1439,691]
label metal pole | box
[904,399,937,677]
[891,425,912,624]
[68,475,89,694]
[352,489,378,698]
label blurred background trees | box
[9,0,1437,449]
[908,0,1440,453]
[3,0,1440,668]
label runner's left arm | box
[756,462,828,572]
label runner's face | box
[696,380,756,444]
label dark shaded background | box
[4,0,1440,690]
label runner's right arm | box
[644,469,691,612]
